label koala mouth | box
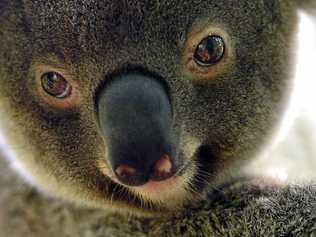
[96,144,215,213]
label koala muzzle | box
[97,73,177,186]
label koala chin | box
[0,0,315,216]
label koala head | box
[0,0,312,215]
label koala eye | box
[183,27,232,82]
[41,72,72,99]
[194,35,225,66]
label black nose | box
[97,73,177,186]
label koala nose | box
[114,155,174,186]
[97,73,178,186]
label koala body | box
[0,0,315,215]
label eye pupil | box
[194,35,225,66]
[41,72,71,99]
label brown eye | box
[41,72,72,99]
[194,35,225,66]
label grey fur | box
[1,158,316,236]
[0,0,314,215]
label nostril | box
[113,155,175,186]
[155,155,172,173]
[115,164,136,180]
[114,164,147,186]
[150,154,174,181]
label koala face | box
[0,0,300,215]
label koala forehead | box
[19,0,280,60]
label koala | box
[0,0,315,216]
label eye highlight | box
[41,72,72,99]
[194,35,225,66]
